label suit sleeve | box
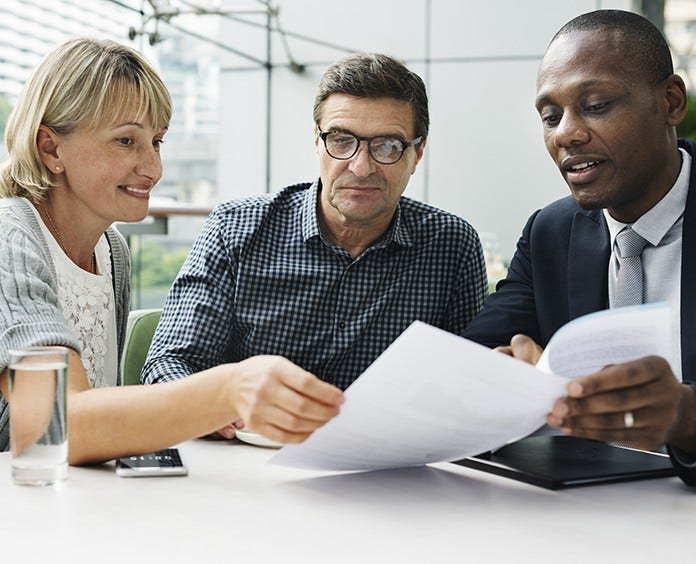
[667,381,696,486]
[140,211,238,384]
[667,444,696,486]
[462,210,543,348]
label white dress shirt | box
[603,148,691,381]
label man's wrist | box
[667,382,696,455]
[668,443,696,468]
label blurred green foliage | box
[677,96,696,141]
[0,95,11,138]
[131,241,188,288]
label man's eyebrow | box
[534,94,554,108]
[535,79,618,107]
[328,126,408,138]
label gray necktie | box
[611,227,648,308]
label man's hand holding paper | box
[499,303,689,452]
[272,303,684,472]
[547,356,685,450]
[494,334,543,365]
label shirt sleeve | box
[447,223,488,335]
[0,212,81,452]
[0,215,81,372]
[141,210,238,384]
[461,209,542,348]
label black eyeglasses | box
[317,127,423,165]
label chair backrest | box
[119,309,162,386]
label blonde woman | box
[0,38,342,465]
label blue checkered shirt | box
[142,181,488,390]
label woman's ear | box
[36,125,62,173]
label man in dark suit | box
[463,9,696,486]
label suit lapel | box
[679,140,696,381]
[567,209,610,320]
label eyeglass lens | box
[324,132,406,164]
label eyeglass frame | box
[316,126,424,165]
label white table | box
[1,439,694,563]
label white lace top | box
[28,203,119,389]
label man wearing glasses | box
[142,53,487,438]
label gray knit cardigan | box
[0,197,131,451]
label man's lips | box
[560,155,606,184]
[338,185,383,196]
[340,185,381,190]
[566,161,600,172]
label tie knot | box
[615,227,647,259]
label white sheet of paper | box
[270,321,567,472]
[536,302,677,379]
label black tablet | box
[452,435,676,490]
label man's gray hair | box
[313,52,429,141]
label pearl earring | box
[55,166,60,171]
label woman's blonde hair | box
[0,37,172,199]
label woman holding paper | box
[0,38,343,465]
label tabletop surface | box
[1,438,694,563]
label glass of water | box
[8,346,68,486]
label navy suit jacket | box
[463,138,696,486]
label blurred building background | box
[1,0,695,306]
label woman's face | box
[51,112,166,229]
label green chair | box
[119,308,162,386]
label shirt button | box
[338,320,346,329]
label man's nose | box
[348,140,378,178]
[552,111,590,148]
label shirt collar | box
[603,147,691,247]
[301,180,322,242]
[301,179,413,249]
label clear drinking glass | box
[8,346,68,486]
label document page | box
[271,322,567,472]
[536,303,677,379]
[271,303,676,473]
